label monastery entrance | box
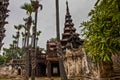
[36,63,46,77]
[51,62,60,77]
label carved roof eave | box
[61,39,68,42]
[62,32,71,35]
[65,18,72,22]
[65,22,74,26]
[65,14,71,17]
[48,43,57,46]
[64,27,76,31]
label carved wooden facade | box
[46,40,60,77]
[29,41,60,77]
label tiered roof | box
[46,40,57,51]
[46,40,58,60]
[61,1,83,50]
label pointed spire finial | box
[66,0,70,15]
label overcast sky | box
[3,0,95,49]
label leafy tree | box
[3,45,23,63]
[3,47,13,63]
[0,55,5,65]
[81,0,120,79]
[49,38,57,42]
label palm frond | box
[14,25,18,29]
[36,30,41,36]
[18,24,24,30]
[21,3,34,15]
[13,40,17,44]
[23,18,28,22]
[31,0,43,11]
[21,32,25,37]
[39,4,43,10]
[12,35,17,39]
[95,0,100,6]
[9,44,14,48]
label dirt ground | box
[0,77,61,80]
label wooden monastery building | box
[32,1,83,77]
[8,1,120,79]
[11,1,84,78]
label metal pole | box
[55,0,67,80]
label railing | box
[36,54,46,59]
[11,59,25,65]
[46,53,58,61]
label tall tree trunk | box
[55,0,67,79]
[98,60,114,80]
[56,0,60,41]
[31,1,38,80]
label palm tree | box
[12,40,18,59]
[21,3,35,80]
[30,1,42,80]
[14,24,22,47]
[21,3,34,47]
[31,0,42,48]
[12,24,23,60]
[35,30,41,47]
[20,24,27,48]
[31,31,41,48]
[21,1,42,80]
[0,0,9,50]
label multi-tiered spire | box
[66,1,70,15]
[0,0,9,49]
[61,1,83,51]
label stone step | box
[114,72,120,76]
[114,69,120,70]
[114,69,120,71]
[113,67,120,70]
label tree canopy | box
[81,0,120,62]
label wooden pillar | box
[39,64,42,77]
[47,61,51,77]
[36,64,38,77]
[58,63,60,76]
